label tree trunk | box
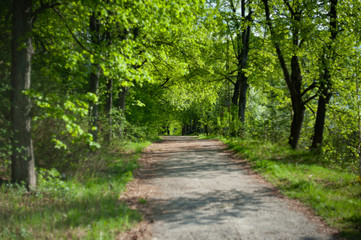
[89,13,100,142]
[230,0,252,113]
[232,80,241,105]
[288,54,304,149]
[310,0,338,151]
[289,100,305,149]
[237,0,251,122]
[89,63,100,142]
[11,0,36,188]
[238,77,249,122]
[105,78,113,142]
[311,82,332,151]
[118,86,129,112]
[263,0,305,149]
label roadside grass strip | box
[0,141,150,240]
[219,137,361,240]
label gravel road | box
[123,136,337,240]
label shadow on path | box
[139,136,337,240]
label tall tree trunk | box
[311,0,338,151]
[105,78,113,142]
[89,13,100,142]
[231,80,241,105]
[89,63,100,141]
[117,86,128,138]
[289,99,305,149]
[288,53,305,149]
[11,0,36,188]
[230,0,252,117]
[118,86,129,112]
[237,14,251,122]
[238,77,249,122]
[311,73,332,151]
[263,0,305,149]
[104,24,113,142]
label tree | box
[310,0,338,151]
[11,0,36,188]
[217,0,253,123]
[89,11,101,142]
[262,0,317,149]
[229,0,252,122]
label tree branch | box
[299,38,306,48]
[133,59,147,69]
[301,81,317,96]
[227,23,239,60]
[160,77,170,88]
[305,102,316,116]
[52,7,95,55]
[282,0,295,16]
[263,0,292,88]
[304,94,318,104]
[230,0,237,13]
[32,1,64,23]
[225,76,236,85]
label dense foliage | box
[1,0,360,195]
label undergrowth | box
[214,136,361,240]
[0,140,150,239]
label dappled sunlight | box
[135,136,337,240]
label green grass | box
[0,140,151,239]
[219,136,361,240]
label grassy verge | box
[0,140,150,239]
[210,136,361,239]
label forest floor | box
[119,136,339,240]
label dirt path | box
[120,136,338,240]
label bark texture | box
[11,0,36,188]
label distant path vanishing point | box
[123,136,337,240]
